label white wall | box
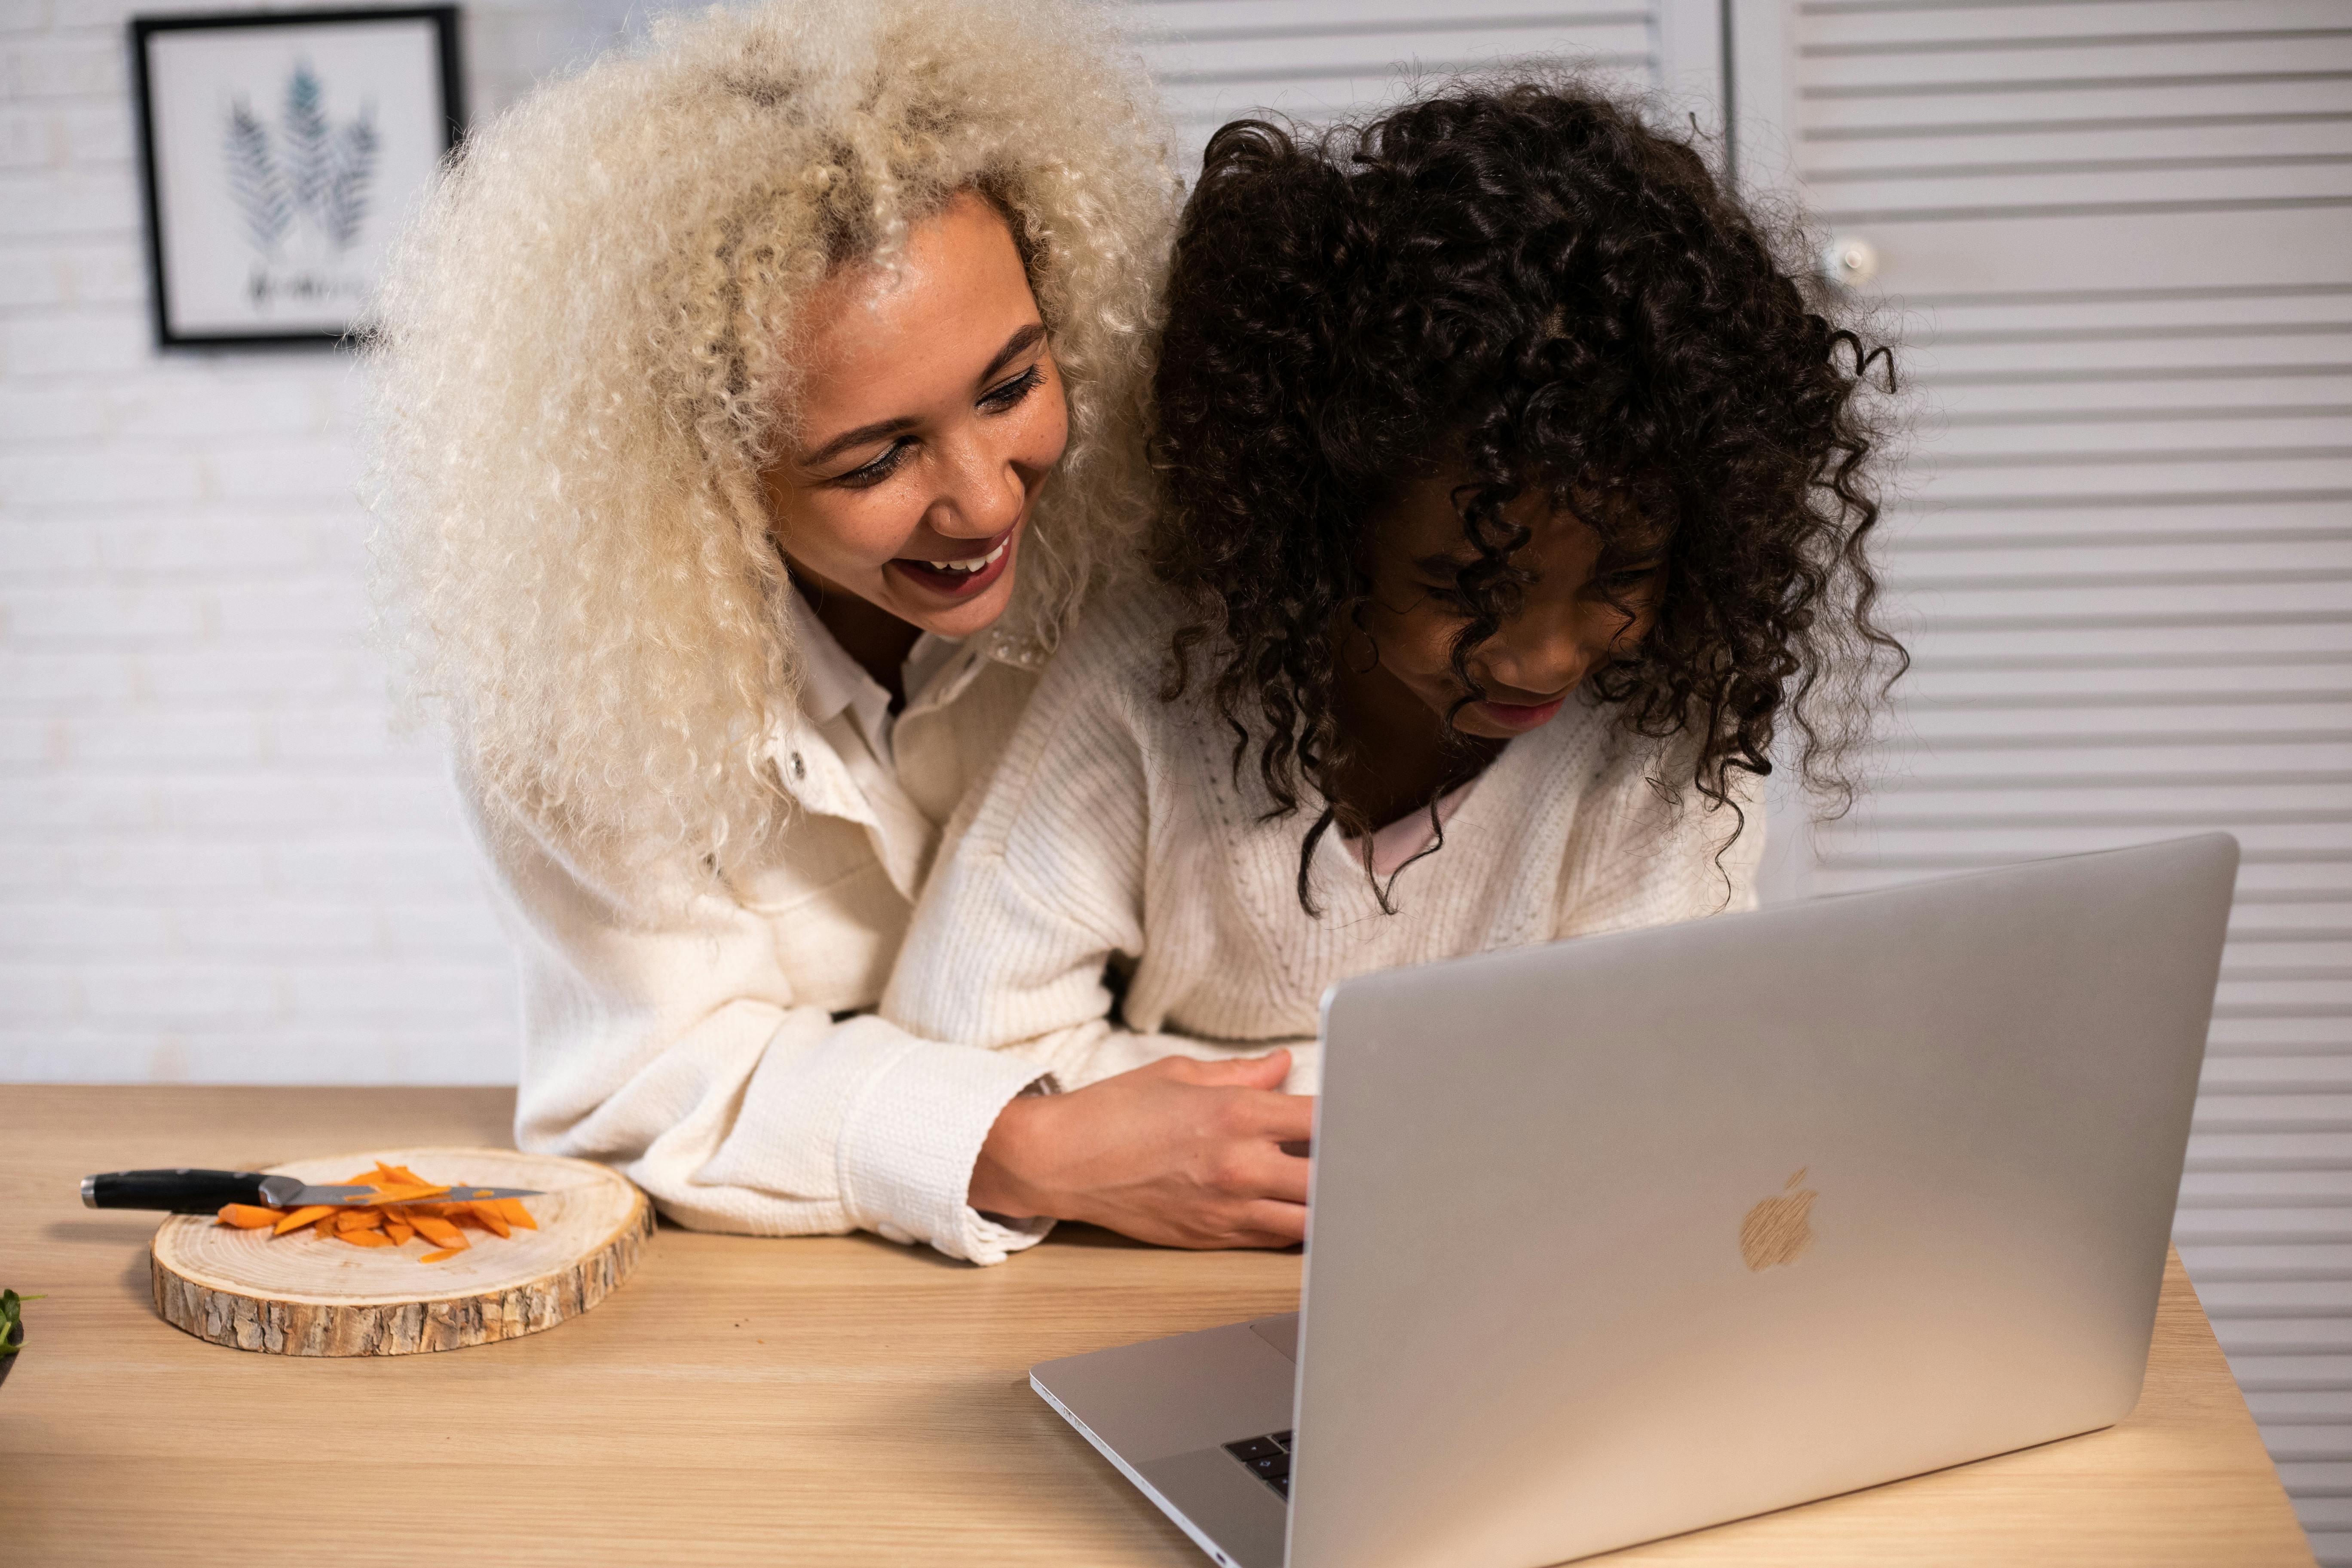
[0,0,636,1084]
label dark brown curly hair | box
[1150,77,1907,909]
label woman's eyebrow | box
[801,415,917,470]
[977,322,1047,386]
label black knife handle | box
[81,1169,269,1214]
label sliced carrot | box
[408,1214,466,1248]
[366,1184,451,1204]
[250,1167,527,1263]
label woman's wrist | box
[968,1092,1060,1220]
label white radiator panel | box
[1767,1,2352,1549]
[1120,0,1706,157]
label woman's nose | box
[1477,602,1596,698]
[929,429,1027,540]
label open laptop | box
[1030,833,2239,1568]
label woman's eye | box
[978,364,1044,411]
[832,438,912,489]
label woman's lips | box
[887,530,1015,599]
[1475,696,1566,732]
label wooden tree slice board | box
[150,1147,651,1357]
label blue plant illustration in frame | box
[131,8,464,348]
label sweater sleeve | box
[463,777,1053,1266]
[880,600,1174,1081]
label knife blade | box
[80,1169,544,1215]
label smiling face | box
[761,191,1070,641]
[1357,467,1667,742]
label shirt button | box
[790,753,807,779]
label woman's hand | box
[968,1050,1312,1249]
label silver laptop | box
[1031,833,2239,1568]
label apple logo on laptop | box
[1740,1167,1818,1271]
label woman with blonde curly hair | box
[367,0,1184,1264]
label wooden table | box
[0,1086,2314,1566]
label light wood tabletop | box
[0,1085,2314,1566]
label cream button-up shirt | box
[470,592,1051,1265]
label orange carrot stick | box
[407,1215,466,1248]
[366,1185,451,1204]
[253,1166,522,1262]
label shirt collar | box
[789,590,881,729]
[786,588,984,765]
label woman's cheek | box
[1610,594,1664,656]
[790,491,916,581]
[1020,372,1073,471]
[1381,608,1472,691]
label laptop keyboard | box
[1222,1430,1295,1500]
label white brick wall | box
[0,0,641,1084]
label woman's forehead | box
[784,193,1041,433]
[1382,467,1661,560]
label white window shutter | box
[1122,1,1718,166]
[1737,1,2352,1551]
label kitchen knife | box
[80,1169,544,1215]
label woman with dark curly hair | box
[882,78,1906,1256]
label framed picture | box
[129,7,465,348]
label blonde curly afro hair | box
[367,0,1175,896]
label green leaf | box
[0,1289,43,1355]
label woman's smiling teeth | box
[887,530,1018,599]
[921,539,1008,573]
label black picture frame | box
[129,6,466,350]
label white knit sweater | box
[483,585,1762,1271]
[477,594,1060,1266]
[884,588,1764,1113]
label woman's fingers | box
[1234,1198,1308,1246]
[1224,1138,1311,1205]
[1161,1047,1293,1090]
[1240,1086,1316,1146]
[972,1048,1320,1250]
